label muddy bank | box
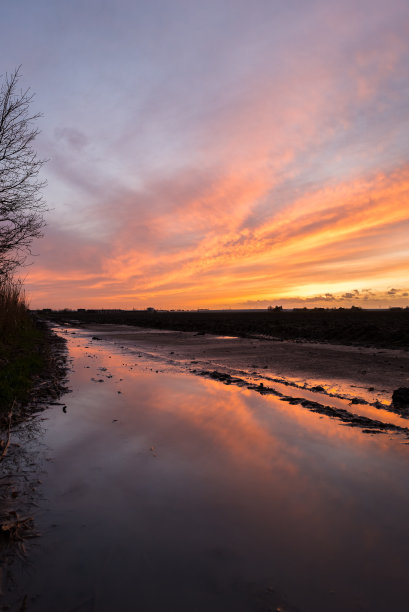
[0,321,68,427]
[0,324,68,596]
[79,324,409,406]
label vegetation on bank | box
[0,67,50,428]
[0,277,46,423]
[41,307,409,349]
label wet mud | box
[197,370,409,437]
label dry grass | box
[0,276,44,420]
[0,276,28,342]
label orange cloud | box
[23,2,409,310]
[26,162,409,308]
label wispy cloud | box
[2,0,406,308]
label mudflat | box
[84,324,409,401]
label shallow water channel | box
[6,326,409,611]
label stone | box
[392,387,409,409]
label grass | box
[0,277,45,421]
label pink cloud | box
[16,0,409,309]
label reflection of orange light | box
[74,340,409,467]
[64,331,409,545]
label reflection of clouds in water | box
[65,327,409,459]
[5,326,409,611]
[69,328,409,461]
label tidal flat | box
[3,324,409,611]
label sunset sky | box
[2,0,409,309]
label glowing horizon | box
[2,1,409,309]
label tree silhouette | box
[0,67,46,276]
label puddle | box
[4,325,409,611]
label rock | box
[392,387,409,409]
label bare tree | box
[0,67,47,276]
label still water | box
[6,327,409,611]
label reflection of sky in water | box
[11,328,409,611]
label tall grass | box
[0,275,43,418]
[0,276,29,342]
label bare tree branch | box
[0,67,47,276]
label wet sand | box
[3,324,409,611]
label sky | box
[1,0,409,309]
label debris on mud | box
[0,512,39,546]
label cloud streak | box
[1,0,407,308]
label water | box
[4,326,409,611]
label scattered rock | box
[392,387,409,410]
